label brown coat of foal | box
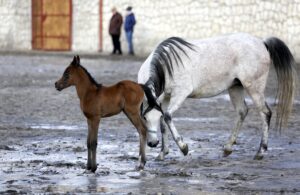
[55,56,149,172]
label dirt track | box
[0,54,299,194]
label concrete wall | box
[0,0,31,50]
[1,0,300,59]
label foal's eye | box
[63,70,70,79]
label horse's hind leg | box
[246,81,272,160]
[123,109,147,170]
[224,84,248,156]
[254,100,272,160]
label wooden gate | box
[32,0,72,51]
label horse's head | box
[55,55,81,91]
[142,105,162,148]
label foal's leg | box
[87,117,100,172]
[163,90,191,155]
[246,82,272,160]
[156,116,169,161]
[86,121,92,170]
[223,85,248,156]
[123,109,147,170]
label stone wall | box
[0,0,31,50]
[103,0,300,58]
[72,0,99,51]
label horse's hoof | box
[181,144,189,156]
[155,153,165,161]
[86,165,92,170]
[254,153,264,160]
[136,164,144,171]
[223,149,232,157]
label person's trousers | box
[125,31,134,54]
[111,34,122,54]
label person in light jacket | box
[124,6,136,55]
[109,7,123,55]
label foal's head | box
[55,55,82,91]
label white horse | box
[138,33,297,160]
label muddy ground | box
[0,53,299,194]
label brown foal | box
[55,56,149,172]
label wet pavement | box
[0,53,299,194]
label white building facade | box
[1,0,300,58]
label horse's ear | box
[71,55,80,66]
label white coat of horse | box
[138,33,297,160]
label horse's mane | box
[147,37,195,97]
[79,65,102,88]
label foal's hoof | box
[181,144,189,156]
[86,164,92,170]
[91,167,97,173]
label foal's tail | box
[140,84,164,116]
[264,37,297,131]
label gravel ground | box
[0,53,299,194]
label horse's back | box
[181,33,271,97]
[191,33,269,67]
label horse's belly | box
[189,80,232,98]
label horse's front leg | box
[87,117,100,172]
[164,91,190,155]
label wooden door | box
[32,0,72,51]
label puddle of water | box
[173,117,218,122]
[29,124,82,130]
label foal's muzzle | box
[55,82,63,91]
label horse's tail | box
[264,37,297,131]
[140,84,164,115]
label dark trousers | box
[111,34,122,54]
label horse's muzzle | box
[147,140,159,148]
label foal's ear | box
[71,55,80,66]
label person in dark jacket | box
[124,6,136,55]
[109,7,123,55]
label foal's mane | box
[79,65,102,88]
[147,37,195,97]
